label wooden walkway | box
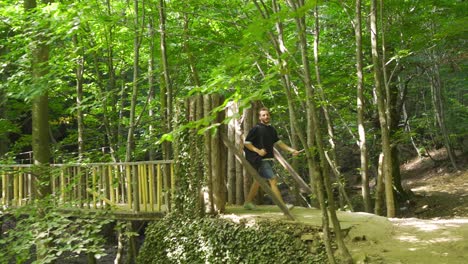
[0,161,174,219]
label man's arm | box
[244,142,267,157]
[275,141,300,156]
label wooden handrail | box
[0,161,174,215]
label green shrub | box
[0,200,112,264]
[138,214,327,264]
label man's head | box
[258,107,271,125]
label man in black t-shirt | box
[243,107,299,210]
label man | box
[243,107,300,210]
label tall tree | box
[159,0,173,161]
[354,0,371,213]
[24,0,51,199]
[370,0,395,217]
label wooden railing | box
[0,161,174,214]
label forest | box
[0,0,466,263]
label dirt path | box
[344,213,468,264]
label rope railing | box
[0,161,174,214]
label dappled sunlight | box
[396,235,420,243]
[392,218,468,232]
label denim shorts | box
[258,160,275,179]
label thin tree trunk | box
[158,0,173,161]
[354,0,371,213]
[429,60,458,170]
[370,0,395,217]
[374,153,385,215]
[124,1,143,262]
[0,79,8,156]
[148,17,156,160]
[183,13,201,86]
[73,35,85,162]
[313,3,353,212]
[285,0,353,262]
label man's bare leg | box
[269,177,286,204]
[245,180,260,203]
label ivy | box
[0,199,112,264]
[138,214,328,264]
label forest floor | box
[225,149,468,264]
[343,148,468,264]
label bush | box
[138,214,327,264]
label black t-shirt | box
[244,123,280,168]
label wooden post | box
[1,171,6,205]
[210,94,226,212]
[132,165,140,212]
[157,164,162,211]
[235,109,244,205]
[170,162,175,208]
[126,165,132,210]
[92,167,97,209]
[242,107,253,202]
[149,164,155,212]
[226,102,236,205]
[203,94,213,213]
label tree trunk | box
[313,3,353,212]
[73,35,85,162]
[354,0,371,213]
[0,88,8,156]
[429,59,458,170]
[370,0,395,217]
[374,153,385,215]
[24,0,51,262]
[123,1,142,262]
[148,17,157,160]
[183,13,201,87]
[159,0,173,162]
[286,0,353,262]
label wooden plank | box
[108,165,114,204]
[157,164,162,211]
[132,165,140,212]
[148,164,155,212]
[170,163,175,207]
[126,165,132,209]
[60,168,65,203]
[18,172,23,206]
[142,164,148,212]
[92,167,97,209]
[273,148,312,194]
[220,133,295,221]
[1,171,6,205]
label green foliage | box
[0,200,112,264]
[138,214,327,264]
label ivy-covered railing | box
[0,161,174,213]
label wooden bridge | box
[0,161,174,219]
